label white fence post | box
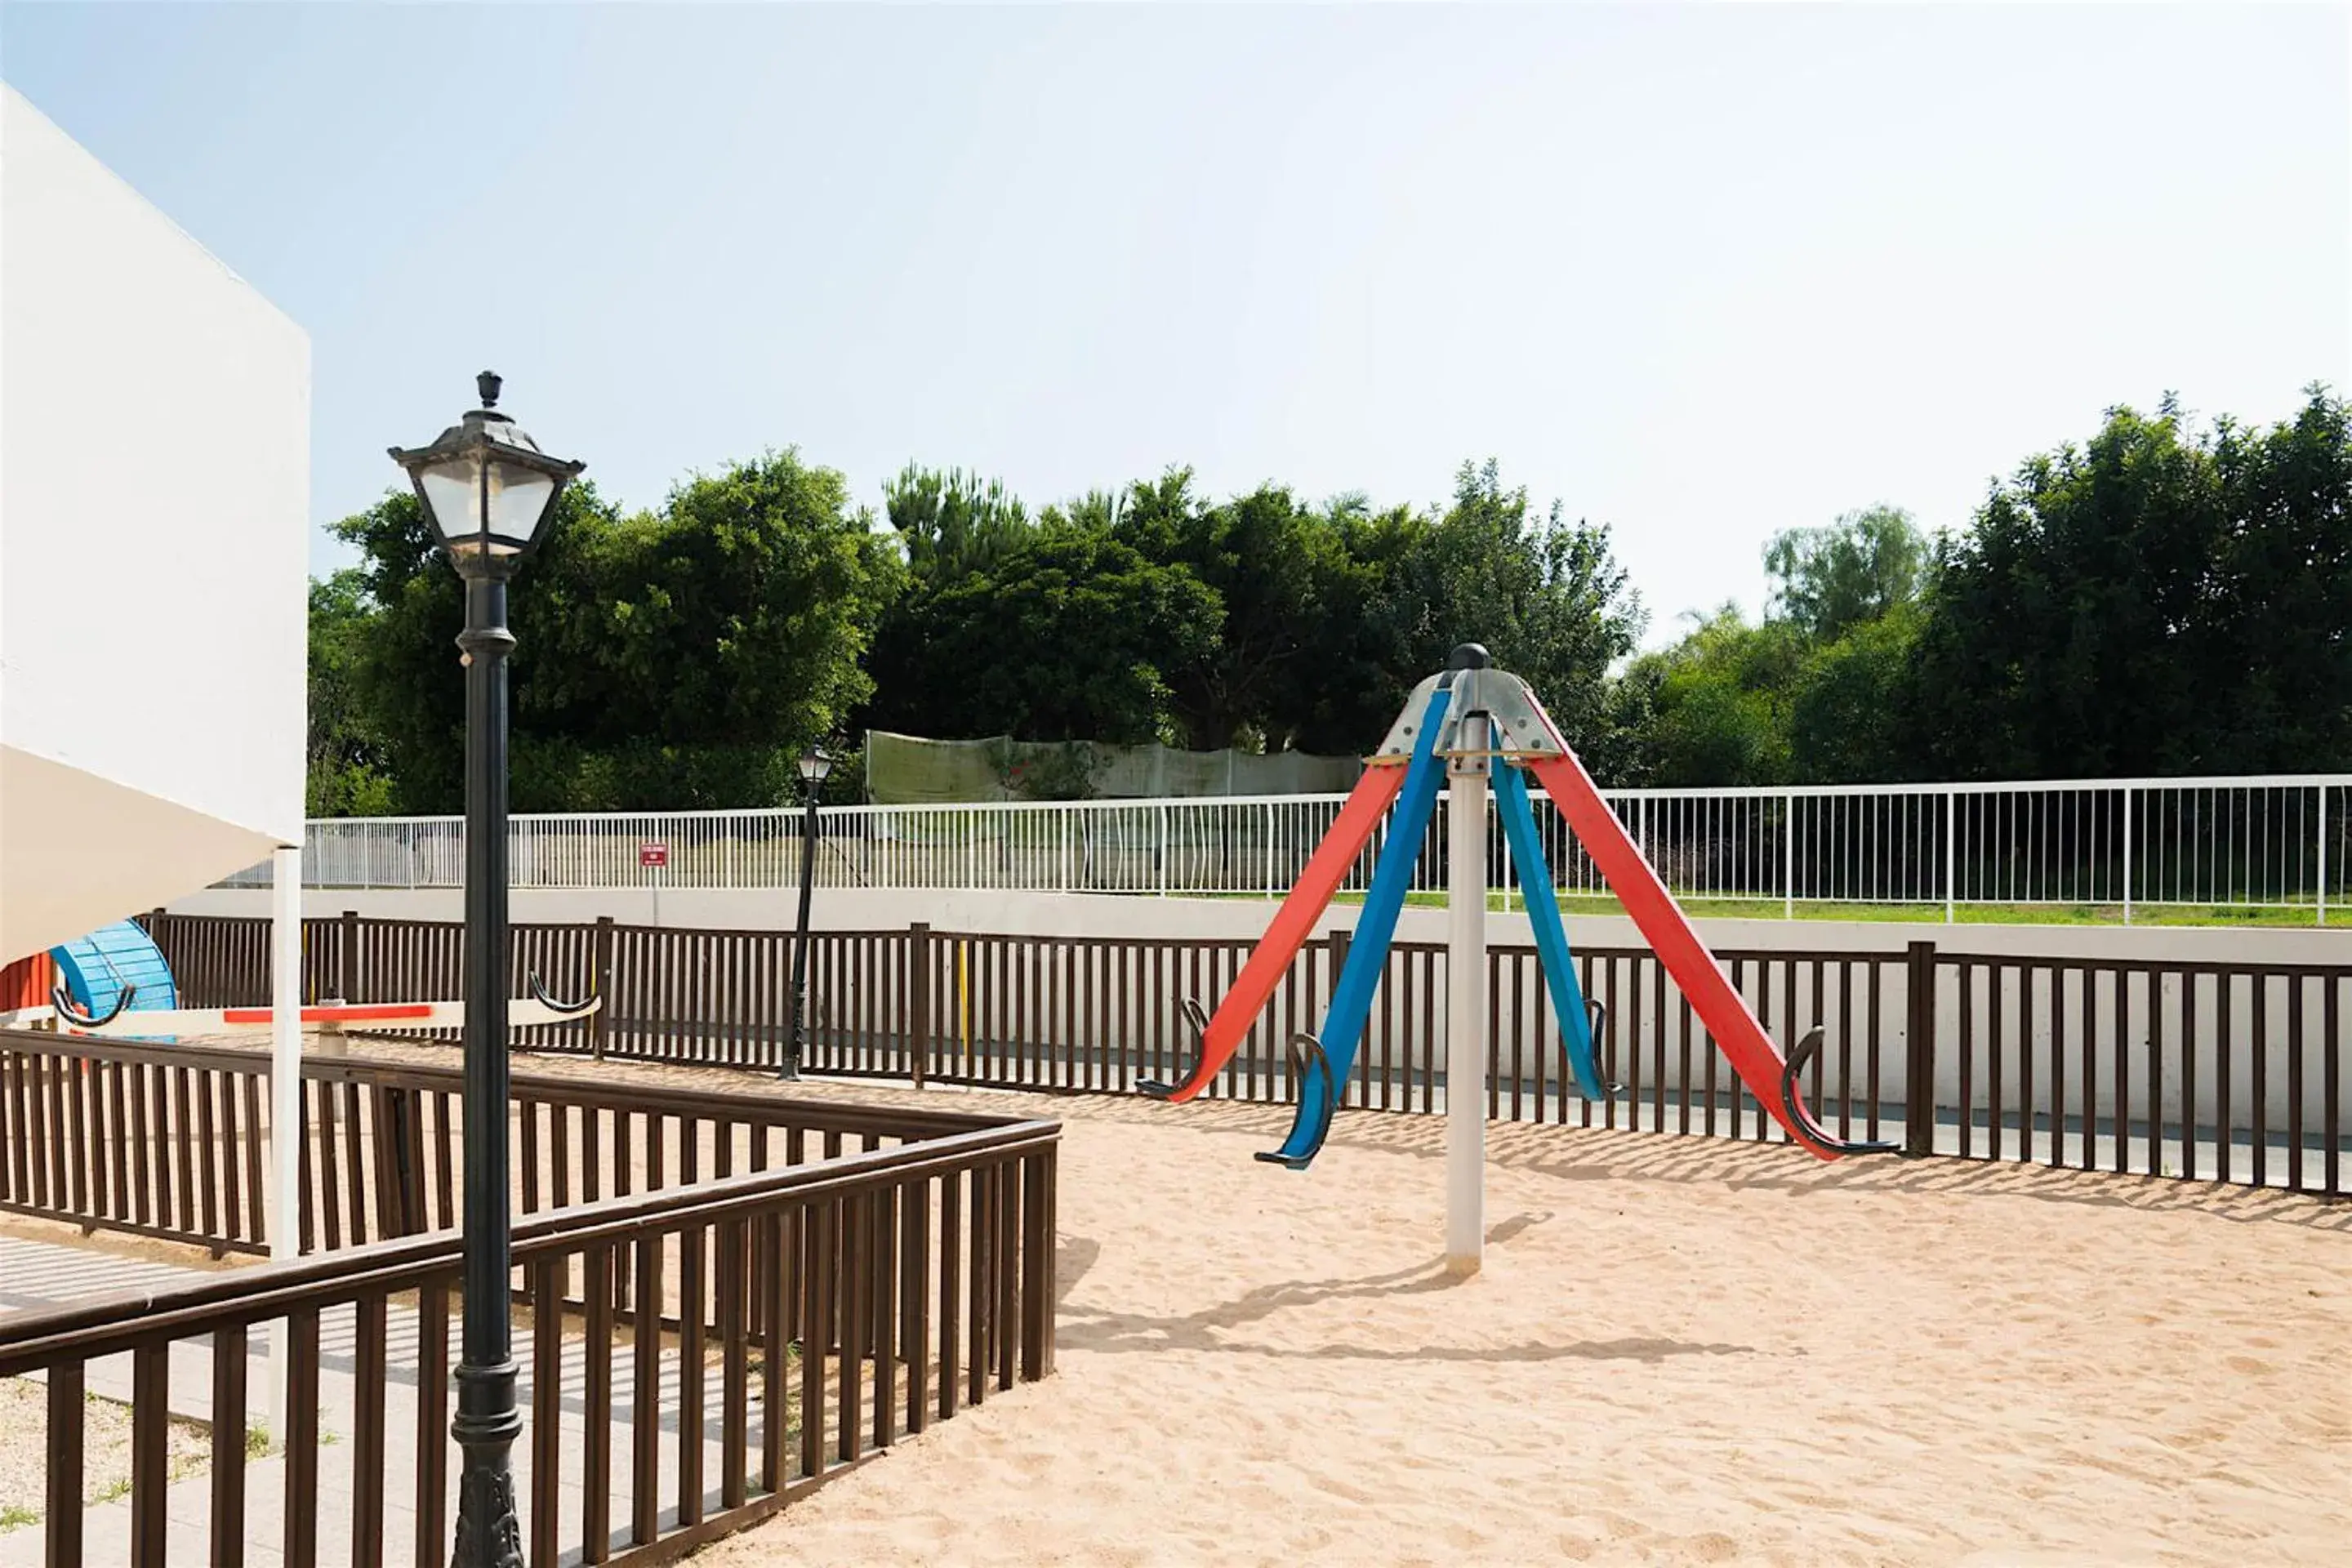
[1496,794,1512,913]
[2319,783,2330,927]
[1264,800,1276,898]
[1784,791,1796,920]
[2122,786,2134,925]
[1944,789,1956,924]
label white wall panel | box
[1,86,308,958]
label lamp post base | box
[451,1359,524,1568]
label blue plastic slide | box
[1258,685,1453,1168]
[1491,758,1606,1100]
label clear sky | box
[6,3,2345,644]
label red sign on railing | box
[639,843,669,869]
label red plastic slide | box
[1525,750,1840,1160]
[1144,762,1409,1102]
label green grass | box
[0,1505,34,1531]
[1284,890,2332,928]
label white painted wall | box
[0,86,309,960]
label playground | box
[7,28,2347,1564]
[667,1068,2346,1567]
[684,653,2346,1566]
[2,650,2344,1565]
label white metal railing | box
[220,775,2352,924]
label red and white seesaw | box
[0,974,599,1038]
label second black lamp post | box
[780,742,834,1080]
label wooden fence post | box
[1323,927,1352,1099]
[1904,940,1938,1157]
[908,923,932,1089]
[1020,1147,1055,1380]
[591,915,616,1062]
[340,911,359,1003]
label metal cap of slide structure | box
[1370,663,1566,764]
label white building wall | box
[0,86,309,961]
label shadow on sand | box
[1050,1213,1754,1367]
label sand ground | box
[685,1080,2351,1568]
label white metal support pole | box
[1784,791,1797,920]
[2122,786,2134,925]
[1264,801,1276,898]
[1499,792,1513,914]
[1944,790,1957,924]
[268,844,303,1437]
[2319,785,2329,927]
[1446,714,1489,1276]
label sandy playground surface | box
[670,1076,2350,1568]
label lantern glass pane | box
[416,454,483,544]
[484,461,557,549]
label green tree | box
[1265,462,1642,761]
[1911,389,2351,777]
[2198,390,2352,768]
[534,452,899,756]
[1784,605,1924,783]
[866,521,1219,746]
[1614,501,1927,786]
[883,464,1031,583]
[305,569,397,816]
[332,486,541,812]
[1764,506,1926,642]
[1619,608,1803,786]
[1261,495,1429,755]
[330,452,899,812]
[1114,470,1329,751]
[1407,461,1643,760]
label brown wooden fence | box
[0,1026,1039,1258]
[0,1101,1058,1566]
[140,912,2350,1197]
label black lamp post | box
[389,372,582,1568]
[780,743,835,1080]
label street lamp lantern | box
[797,744,835,786]
[389,371,584,565]
[391,373,581,1568]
